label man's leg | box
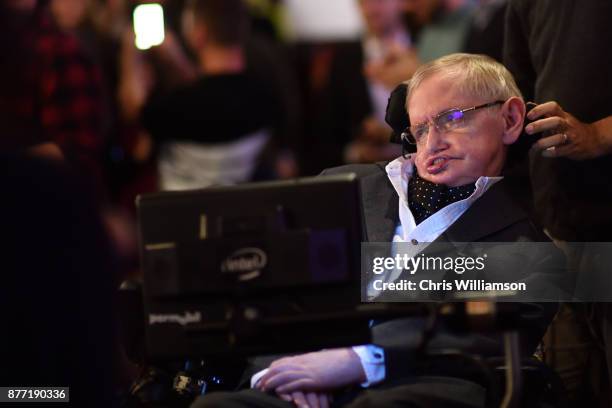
[541,241,611,406]
[599,304,612,407]
[191,389,294,408]
[541,303,605,404]
[345,376,486,408]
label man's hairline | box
[406,71,480,125]
[405,70,522,125]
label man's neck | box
[199,45,245,75]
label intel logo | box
[221,247,267,281]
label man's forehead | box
[408,73,476,121]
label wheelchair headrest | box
[385,83,409,146]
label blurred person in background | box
[354,0,503,147]
[305,0,477,171]
[49,0,159,283]
[364,0,478,93]
[116,0,199,195]
[115,0,200,194]
[505,1,612,406]
[113,0,299,279]
[0,152,119,407]
[0,0,109,196]
[243,0,302,180]
[308,0,411,171]
[402,0,474,63]
[463,0,507,62]
[1,2,141,393]
[120,0,288,190]
[49,0,129,194]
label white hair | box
[406,53,523,109]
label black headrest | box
[385,83,410,145]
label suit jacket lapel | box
[438,180,527,244]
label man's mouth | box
[426,156,451,174]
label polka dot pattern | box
[408,171,476,225]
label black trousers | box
[191,376,486,408]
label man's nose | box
[422,124,447,153]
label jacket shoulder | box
[320,162,388,179]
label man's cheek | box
[414,154,425,171]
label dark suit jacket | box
[322,162,559,382]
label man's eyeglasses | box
[401,101,505,145]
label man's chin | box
[419,172,448,185]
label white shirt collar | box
[384,154,503,243]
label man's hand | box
[278,391,332,408]
[257,348,366,394]
[526,101,612,160]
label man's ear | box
[501,96,526,145]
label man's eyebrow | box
[412,107,455,126]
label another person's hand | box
[275,150,300,179]
[257,348,365,394]
[526,101,612,160]
[151,30,198,84]
[132,131,153,162]
[27,142,64,160]
[118,29,154,121]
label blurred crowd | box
[0,0,509,282]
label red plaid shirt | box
[35,16,106,151]
[8,12,108,188]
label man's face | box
[359,0,403,37]
[408,72,507,187]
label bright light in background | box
[284,0,364,41]
[133,3,165,50]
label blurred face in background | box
[51,0,90,30]
[358,0,404,38]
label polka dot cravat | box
[408,171,476,225]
